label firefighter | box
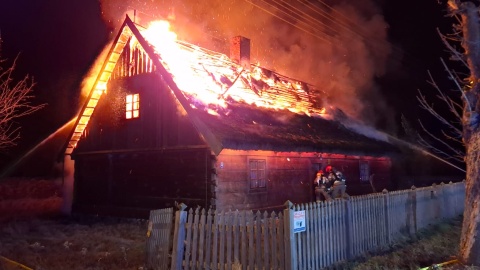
[313,170,332,202]
[325,165,336,186]
[329,166,350,199]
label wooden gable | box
[67,15,223,156]
[67,15,395,159]
[74,32,208,152]
[75,74,207,152]
[65,20,133,155]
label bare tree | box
[0,55,45,151]
[439,0,480,265]
[416,67,465,164]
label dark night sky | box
[380,0,457,131]
[0,1,109,129]
[0,0,459,175]
[0,0,110,172]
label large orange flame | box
[139,20,327,117]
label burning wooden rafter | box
[221,68,244,98]
[66,15,328,155]
[65,22,134,155]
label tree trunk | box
[455,1,480,265]
[460,132,480,264]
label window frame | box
[359,160,370,182]
[125,93,140,119]
[248,158,267,192]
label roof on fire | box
[66,15,398,157]
[192,103,395,156]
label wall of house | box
[214,150,392,211]
[72,72,216,217]
[76,73,205,152]
[73,148,215,218]
[329,157,392,195]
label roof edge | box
[123,16,224,155]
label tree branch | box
[0,55,45,151]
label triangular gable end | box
[65,15,223,156]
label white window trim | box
[126,93,140,119]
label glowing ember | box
[139,20,327,116]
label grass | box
[0,177,147,270]
[342,216,480,270]
[0,216,147,270]
[0,214,470,270]
[0,178,478,269]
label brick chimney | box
[230,36,250,71]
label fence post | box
[460,180,466,214]
[382,189,390,244]
[171,203,188,270]
[283,200,296,270]
[440,182,448,219]
[432,183,442,220]
[344,198,352,260]
[406,186,417,236]
[449,181,455,218]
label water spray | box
[341,119,466,173]
[387,135,466,173]
[0,118,77,178]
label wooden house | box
[65,16,398,218]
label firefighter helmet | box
[317,170,323,176]
[325,166,333,173]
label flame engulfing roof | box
[139,20,326,117]
[67,15,396,156]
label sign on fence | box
[294,210,306,233]
[147,182,465,270]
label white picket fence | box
[147,181,465,270]
[291,182,465,269]
[146,207,175,269]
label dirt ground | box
[1,178,478,270]
[0,217,147,270]
[0,178,148,270]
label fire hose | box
[418,259,459,270]
[0,255,33,270]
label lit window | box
[359,161,370,182]
[126,94,140,119]
[249,159,266,190]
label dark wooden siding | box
[75,73,205,153]
[73,148,215,218]
[215,152,312,211]
[215,150,392,211]
[309,157,392,196]
[72,71,214,217]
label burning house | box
[65,16,397,217]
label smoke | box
[79,42,112,102]
[99,0,393,128]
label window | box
[249,159,266,190]
[126,93,140,119]
[359,161,370,182]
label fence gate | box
[146,207,174,270]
